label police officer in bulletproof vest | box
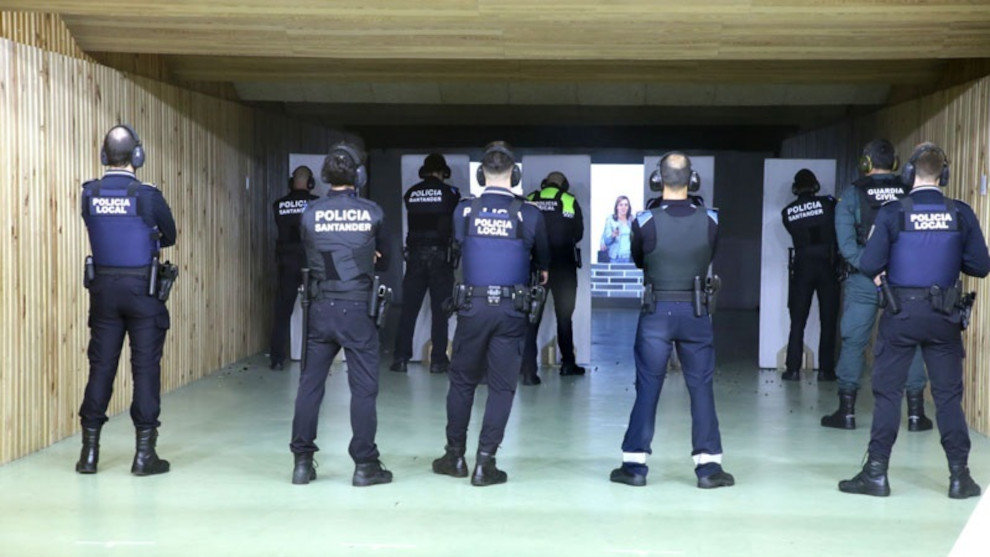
[389,153,461,374]
[824,139,932,430]
[520,171,585,385]
[269,166,319,370]
[610,152,734,490]
[290,140,393,487]
[76,125,177,476]
[839,143,989,499]
[431,142,550,486]
[780,169,839,381]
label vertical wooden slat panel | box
[0,12,337,464]
[783,74,990,434]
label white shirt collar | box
[910,185,942,194]
[103,169,136,179]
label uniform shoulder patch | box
[706,208,719,224]
[635,210,653,227]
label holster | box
[527,285,547,325]
[368,275,393,329]
[958,291,977,331]
[443,283,470,315]
[640,283,656,314]
[879,275,901,315]
[155,261,179,302]
[705,275,721,316]
[84,256,95,289]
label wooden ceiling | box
[8,2,990,124]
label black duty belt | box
[408,244,447,252]
[94,265,151,278]
[316,288,369,302]
[892,286,931,300]
[468,285,515,299]
[651,290,694,303]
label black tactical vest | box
[641,205,714,291]
[301,191,383,300]
[853,175,909,245]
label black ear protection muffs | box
[649,151,700,192]
[791,168,821,196]
[100,124,145,169]
[858,139,900,175]
[901,142,950,188]
[477,143,521,188]
[325,143,368,189]
[289,165,316,191]
[541,171,570,193]
[419,153,452,180]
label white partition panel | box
[399,154,471,362]
[520,155,592,366]
[759,159,837,369]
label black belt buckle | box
[486,286,502,306]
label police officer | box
[520,171,585,385]
[269,166,319,370]
[290,140,393,487]
[389,153,461,374]
[824,139,932,430]
[610,153,734,489]
[76,125,176,476]
[839,143,989,498]
[431,142,550,486]
[780,169,839,381]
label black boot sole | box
[75,464,97,474]
[948,486,981,499]
[131,465,170,477]
[432,463,468,478]
[610,469,646,487]
[352,474,393,487]
[821,416,855,430]
[907,418,934,432]
[838,481,890,497]
[470,475,507,487]
[781,372,801,381]
[292,469,317,485]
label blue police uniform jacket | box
[300,189,388,298]
[81,169,176,267]
[860,186,990,287]
[453,187,551,287]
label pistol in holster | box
[300,268,311,370]
[84,255,95,289]
[447,240,462,269]
[443,283,470,316]
[705,275,721,316]
[640,283,656,314]
[527,285,547,325]
[930,281,976,330]
[368,275,393,329]
[879,275,900,315]
[958,290,977,331]
[155,261,179,302]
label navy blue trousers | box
[522,264,578,374]
[291,298,381,463]
[621,302,723,475]
[79,275,170,429]
[446,299,528,454]
[269,251,304,364]
[868,298,969,465]
[393,248,455,364]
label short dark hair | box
[659,153,691,188]
[321,142,365,186]
[482,141,515,175]
[863,139,897,171]
[103,126,138,167]
[914,145,948,182]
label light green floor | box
[0,310,986,557]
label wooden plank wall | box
[0,16,334,464]
[782,75,990,434]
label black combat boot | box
[521,373,542,386]
[389,359,408,373]
[781,369,801,381]
[131,428,170,476]
[906,390,934,432]
[75,426,102,474]
[610,466,647,487]
[948,464,982,499]
[697,469,736,489]
[817,370,837,382]
[839,458,890,497]
[821,389,857,430]
[560,363,586,376]
[353,460,393,487]
[471,451,507,487]
[292,453,316,485]
[432,445,468,477]
[429,361,449,374]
